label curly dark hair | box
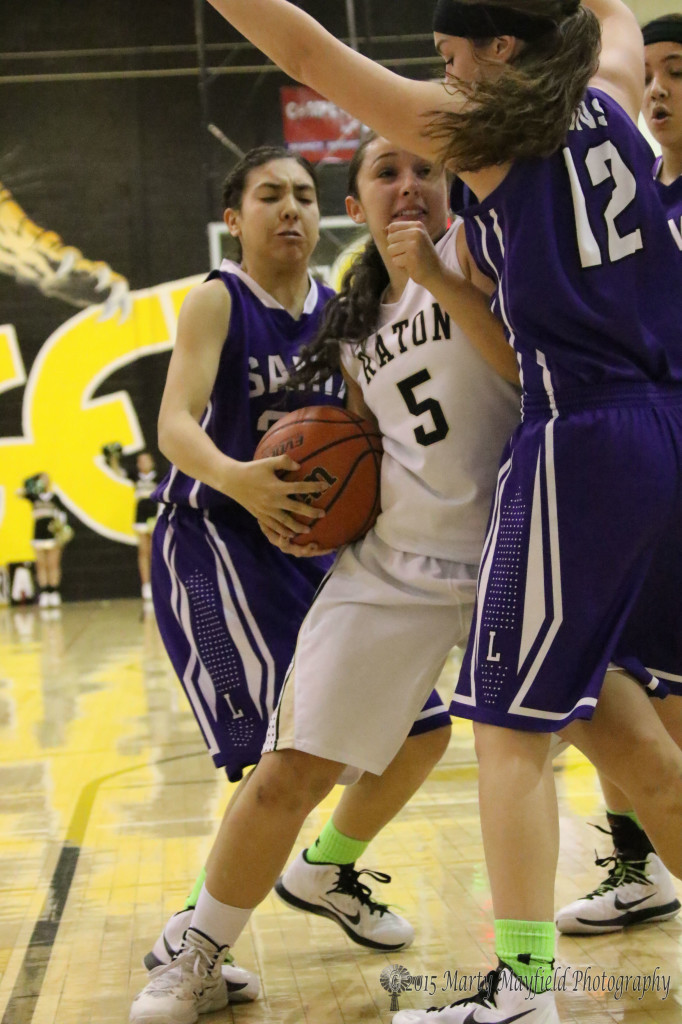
[288,133,394,389]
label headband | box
[433,0,557,42]
[642,17,682,48]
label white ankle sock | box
[190,884,253,949]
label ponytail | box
[289,239,389,389]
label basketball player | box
[17,473,71,608]
[133,145,464,1013]
[103,444,159,602]
[152,0,682,1020]
[556,12,682,936]
[129,132,521,1022]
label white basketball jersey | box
[341,221,520,562]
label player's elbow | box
[282,49,309,87]
[157,410,178,464]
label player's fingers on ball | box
[272,454,300,472]
[276,511,310,535]
[285,502,323,521]
[284,478,330,496]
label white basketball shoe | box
[392,964,559,1024]
[130,927,230,1024]
[556,851,680,934]
[275,849,414,950]
[144,909,259,1003]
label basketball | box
[254,406,382,548]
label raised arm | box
[586,0,644,121]
[385,220,520,385]
[205,0,457,162]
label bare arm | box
[343,365,379,427]
[386,221,520,385]
[585,0,644,122]
[205,0,462,164]
[159,278,326,538]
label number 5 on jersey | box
[397,369,450,447]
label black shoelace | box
[583,853,651,899]
[424,957,555,1013]
[424,966,503,1013]
[330,864,392,917]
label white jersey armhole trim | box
[436,218,465,277]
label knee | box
[473,721,552,770]
[627,733,682,802]
[411,723,451,768]
[473,721,507,763]
[655,696,682,750]
[253,750,342,815]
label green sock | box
[305,819,369,865]
[184,867,207,910]
[495,919,555,993]
[606,807,643,829]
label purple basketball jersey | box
[450,92,682,731]
[653,156,682,252]
[608,159,682,695]
[151,264,450,774]
[456,89,682,413]
[155,261,345,510]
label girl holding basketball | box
[135,0,682,1020]
[130,133,521,1022]
[138,145,464,1009]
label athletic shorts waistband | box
[522,382,682,418]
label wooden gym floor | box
[0,599,680,1024]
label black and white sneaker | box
[143,908,259,1003]
[275,849,414,950]
[556,851,680,934]
[130,927,229,1024]
[392,963,559,1023]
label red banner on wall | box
[280,86,363,163]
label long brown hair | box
[288,133,391,388]
[427,0,601,171]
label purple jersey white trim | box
[153,505,451,777]
[653,156,682,251]
[451,92,682,730]
[456,89,682,417]
[152,505,336,779]
[453,392,682,729]
[608,158,682,696]
[154,261,345,510]
[152,266,450,775]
